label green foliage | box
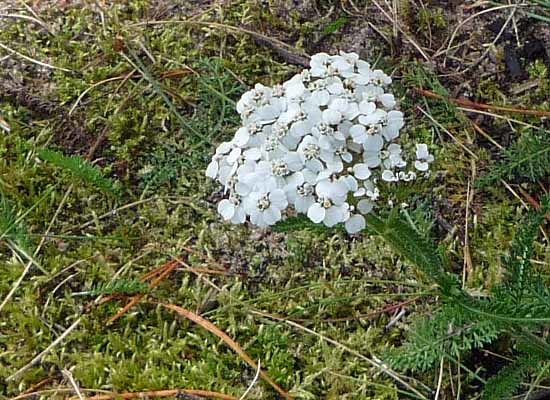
[322,16,348,35]
[481,356,535,400]
[374,199,550,398]
[80,279,149,296]
[479,132,550,186]
[366,212,458,296]
[388,303,502,372]
[38,148,120,195]
[273,214,343,234]
[0,192,31,250]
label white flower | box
[307,198,349,227]
[218,196,247,224]
[380,110,404,141]
[284,74,306,100]
[206,51,432,233]
[244,189,288,227]
[363,134,384,167]
[310,52,331,77]
[414,144,434,171]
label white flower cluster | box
[206,52,433,234]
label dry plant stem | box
[470,121,504,150]
[158,302,294,400]
[370,0,431,62]
[414,88,550,117]
[417,106,479,160]
[62,369,85,400]
[0,42,72,72]
[254,310,430,399]
[437,4,521,59]
[462,177,474,288]
[239,360,261,400]
[129,20,309,66]
[107,259,181,324]
[0,13,53,33]
[77,389,239,400]
[12,388,113,400]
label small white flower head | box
[414,144,434,172]
[206,52,433,234]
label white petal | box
[307,203,325,223]
[227,148,241,164]
[416,144,429,159]
[345,214,365,234]
[285,152,303,171]
[363,134,384,151]
[322,109,342,125]
[234,128,250,146]
[382,170,397,182]
[269,189,288,209]
[244,148,261,160]
[206,160,219,178]
[359,101,376,115]
[231,207,246,224]
[379,93,396,109]
[263,207,281,225]
[353,163,371,180]
[218,199,235,220]
[415,160,429,171]
[350,124,366,140]
[235,182,251,195]
[357,199,374,214]
[324,204,347,227]
[295,195,315,213]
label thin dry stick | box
[414,88,550,117]
[470,122,504,150]
[370,0,431,62]
[77,389,239,400]
[107,259,181,324]
[76,196,158,230]
[417,106,479,160]
[62,369,85,400]
[130,20,309,64]
[11,388,112,400]
[0,13,53,33]
[291,297,420,322]
[434,357,445,400]
[239,360,261,400]
[0,42,72,72]
[158,302,294,400]
[436,4,520,59]
[462,178,474,288]
[460,1,520,74]
[458,107,548,134]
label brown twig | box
[413,88,550,117]
[73,389,238,400]
[157,302,294,400]
[107,259,181,324]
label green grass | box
[1,1,549,399]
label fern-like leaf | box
[479,132,550,186]
[366,213,459,296]
[38,148,120,195]
[481,356,534,400]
